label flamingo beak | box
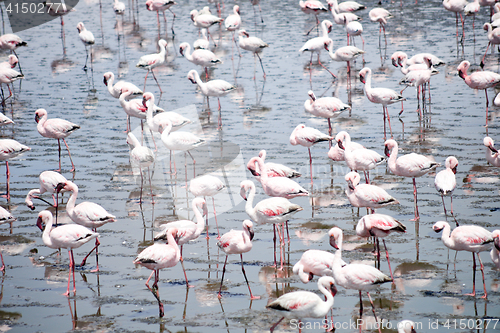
[35,113,40,123]
[458,69,465,80]
[391,58,398,67]
[249,167,260,177]
[452,165,458,174]
[142,97,148,108]
[188,77,196,84]
[103,77,108,86]
[330,283,338,297]
[240,187,248,201]
[324,43,329,51]
[359,73,365,84]
[249,228,255,241]
[337,140,344,150]
[308,272,314,281]
[489,145,498,153]
[348,181,355,191]
[384,145,390,157]
[55,182,66,193]
[179,47,184,56]
[36,216,44,231]
[329,235,338,249]
[433,226,443,233]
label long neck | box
[42,216,54,248]
[328,45,338,60]
[255,157,269,183]
[129,134,141,148]
[158,42,167,59]
[388,145,398,170]
[26,189,40,206]
[318,282,335,315]
[119,91,132,107]
[146,96,155,127]
[363,70,372,92]
[36,114,47,134]
[107,74,115,95]
[184,44,193,61]
[167,231,180,253]
[192,201,205,232]
[244,184,258,220]
[332,233,343,271]
[440,223,455,249]
[66,183,78,217]
[193,71,204,87]
[320,22,329,38]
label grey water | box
[0,0,498,332]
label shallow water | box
[0,0,499,332]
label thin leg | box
[143,69,150,92]
[212,197,221,238]
[57,139,62,171]
[0,251,4,271]
[382,106,386,140]
[218,255,228,299]
[441,195,448,218]
[4,161,9,200]
[382,239,394,281]
[477,253,487,299]
[269,317,284,332]
[64,249,73,296]
[465,252,477,296]
[187,151,196,178]
[481,42,491,68]
[151,69,163,93]
[168,8,176,35]
[256,53,266,79]
[80,237,100,270]
[359,290,363,318]
[217,98,222,130]
[411,178,419,221]
[273,224,277,268]
[179,246,194,288]
[62,139,76,172]
[366,292,380,325]
[317,57,336,80]
[385,106,393,138]
[485,89,489,129]
[451,195,458,226]
[308,147,313,187]
[240,254,260,300]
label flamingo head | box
[234,5,240,14]
[190,9,198,21]
[359,68,368,84]
[432,221,447,233]
[239,180,252,200]
[390,53,400,67]
[445,156,459,174]
[103,72,112,86]
[457,61,470,80]
[55,181,71,193]
[307,90,316,101]
[36,210,52,231]
[484,137,498,153]
[238,30,250,38]
[243,220,255,241]
[158,39,168,48]
[258,149,266,160]
[326,21,333,34]
[345,171,360,190]
[483,23,491,32]
[145,0,152,10]
[398,321,417,333]
[493,230,500,251]
[76,22,84,33]
[179,42,188,56]
[246,157,260,177]
[187,70,197,84]
[34,108,47,123]
[328,227,342,249]
[324,39,332,52]
[8,55,18,68]
[142,92,153,108]
[335,131,348,150]
[289,124,306,146]
[384,139,397,157]
[120,87,130,96]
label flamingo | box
[345,171,399,211]
[327,1,361,30]
[434,156,458,223]
[0,139,30,200]
[392,51,445,68]
[492,2,500,20]
[481,23,500,68]
[159,119,205,176]
[0,34,27,74]
[483,136,500,166]
[36,210,99,296]
[304,90,350,137]
[146,0,177,35]
[0,61,23,104]
[329,227,392,321]
[154,198,207,287]
[246,149,301,180]
[250,0,264,23]
[0,113,13,126]
[443,0,468,42]
[217,220,260,300]
[336,131,385,183]
[240,179,303,268]
[491,230,500,268]
[289,124,332,186]
[458,60,500,130]
[464,0,480,31]
[238,30,269,79]
[299,20,337,81]
[267,276,337,332]
[225,5,242,58]
[369,7,392,45]
[384,139,439,220]
[127,132,155,203]
[119,88,163,132]
[356,213,406,280]
[433,221,494,298]
[136,39,167,93]
[193,29,210,50]
[398,320,418,333]
[103,72,143,99]
[113,0,125,14]
[0,206,15,271]
[324,40,364,75]
[299,0,329,35]
[248,156,309,198]
[25,170,68,210]
[346,21,364,48]
[328,0,365,12]
[328,139,364,162]
[76,22,94,71]
[56,181,116,272]
[359,67,405,140]
[399,61,435,118]
[189,174,225,238]
[190,9,223,45]
[179,42,222,79]
[133,227,180,317]
[293,250,346,283]
[187,69,235,129]
[35,109,80,173]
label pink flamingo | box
[179,42,221,79]
[293,250,346,283]
[324,40,364,75]
[328,139,363,162]
[434,156,458,223]
[345,171,399,211]
[56,181,116,272]
[133,227,180,317]
[356,213,406,280]
[249,156,309,198]
[458,60,500,130]
[240,180,303,268]
[25,170,68,210]
[189,175,225,238]
[76,22,95,71]
[299,0,329,35]
[346,21,364,48]
[35,108,80,172]
[247,150,301,180]
[103,72,143,99]
[491,230,500,268]
[187,69,235,129]
[119,88,163,132]
[267,276,337,332]
[0,206,15,271]
[398,320,418,333]
[304,90,350,137]
[336,131,385,183]
[225,5,242,58]
[329,227,392,323]
[194,29,209,50]
[299,20,337,81]
[154,198,207,287]
[359,67,405,140]
[399,61,435,118]
[127,132,155,203]
[37,210,99,296]
[0,34,27,74]
[483,136,500,166]
[113,0,125,14]
[217,220,260,300]
[328,1,361,33]
[443,0,468,42]
[146,0,177,35]
[384,139,439,220]
[136,39,167,93]
[238,30,269,79]
[464,0,480,31]
[190,10,223,46]
[328,0,365,12]
[392,51,445,69]
[0,139,30,200]
[433,221,494,298]
[289,124,332,186]
[0,61,23,104]
[481,23,500,68]
[369,7,392,45]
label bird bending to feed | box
[329,227,392,322]
[345,171,399,211]
[0,59,24,104]
[37,210,99,296]
[328,138,364,162]
[127,132,155,203]
[190,9,223,45]
[189,175,225,238]
[187,69,235,129]
[56,181,116,272]
[266,276,337,332]
[136,39,167,93]
[356,213,406,280]
[217,220,260,300]
[154,198,207,287]
[103,72,143,99]
[146,0,177,35]
[0,139,30,200]
[369,7,392,45]
[25,170,68,210]
[299,0,328,35]
[35,108,80,172]
[304,90,350,137]
[433,221,493,298]
[0,206,15,271]
[384,139,439,221]
[133,227,180,317]
[76,22,95,71]
[289,123,332,186]
[457,60,500,130]
[238,30,269,79]
[293,249,346,283]
[434,156,458,223]
[179,42,221,80]
[246,149,301,180]
[483,136,500,166]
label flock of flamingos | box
[0,0,499,331]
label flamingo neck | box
[193,71,204,88]
[318,280,335,314]
[192,201,205,232]
[332,233,344,278]
[440,223,455,249]
[387,145,398,171]
[106,74,115,95]
[328,47,338,61]
[166,230,180,253]
[363,70,372,92]
[183,44,193,62]
[320,22,330,38]
[129,134,141,148]
[65,183,79,218]
[146,96,155,128]
[304,99,314,113]
[119,91,133,107]
[26,189,40,207]
[42,215,55,248]
[255,157,269,183]
[36,114,47,135]
[244,183,258,221]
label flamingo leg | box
[411,178,420,221]
[451,195,458,226]
[212,197,221,238]
[385,106,393,138]
[317,57,336,80]
[366,292,380,328]
[465,252,477,296]
[218,255,228,299]
[382,106,386,140]
[179,245,194,288]
[269,317,284,332]
[143,69,150,93]
[80,237,100,272]
[168,8,176,35]
[441,195,448,218]
[477,253,487,298]
[359,290,363,317]
[272,224,277,268]
[256,52,266,79]
[187,151,196,178]
[62,138,76,172]
[240,254,260,300]
[57,139,62,171]
[481,42,491,68]
[4,161,9,200]
[217,98,222,130]
[286,220,290,244]
[485,89,489,129]
[382,239,395,282]
[0,251,4,272]
[151,69,163,93]
[308,147,313,187]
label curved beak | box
[337,140,344,150]
[35,113,40,123]
[329,235,338,249]
[384,145,390,157]
[103,77,108,86]
[36,216,44,231]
